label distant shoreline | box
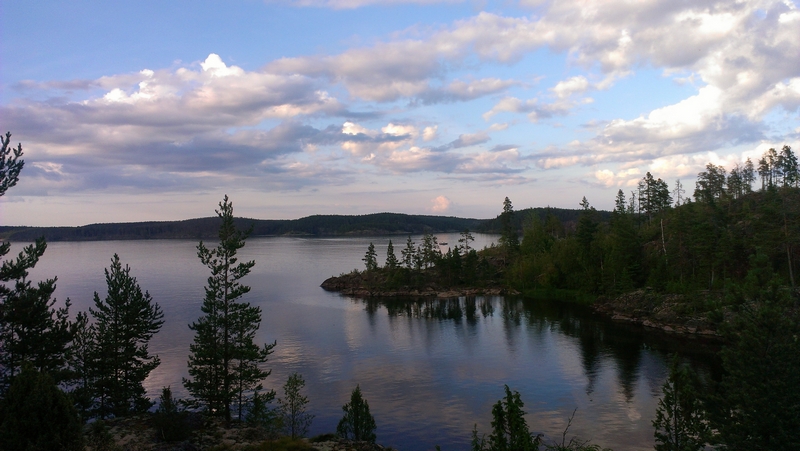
[0,207,598,242]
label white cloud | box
[551,76,590,99]
[430,195,451,212]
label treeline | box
[0,212,490,242]
[505,145,799,299]
[0,208,599,243]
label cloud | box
[482,96,579,122]
[430,195,451,212]
[450,132,490,148]
[551,76,590,99]
[6,1,800,210]
[417,78,519,104]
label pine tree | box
[0,133,75,392]
[459,229,475,253]
[279,372,314,439]
[184,195,276,423]
[652,357,708,451]
[90,254,164,418]
[499,197,519,252]
[337,385,377,443]
[0,132,23,196]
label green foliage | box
[710,283,800,450]
[246,389,280,438]
[90,253,164,418]
[153,386,192,442]
[0,237,74,393]
[472,385,540,451]
[0,367,84,451]
[385,240,398,269]
[401,236,416,269]
[652,357,708,451]
[278,372,314,439]
[241,435,315,451]
[86,420,120,451]
[184,195,277,423]
[0,140,72,390]
[499,197,520,253]
[363,242,378,271]
[0,132,24,197]
[337,385,377,443]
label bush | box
[242,436,315,451]
[0,368,84,451]
[153,386,192,442]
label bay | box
[19,233,717,451]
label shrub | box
[153,386,192,442]
[0,367,84,451]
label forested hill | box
[0,207,598,242]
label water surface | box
[20,234,717,451]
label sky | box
[1,0,799,226]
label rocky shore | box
[320,272,519,298]
[592,289,723,339]
[83,415,395,451]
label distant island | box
[0,207,600,242]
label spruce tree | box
[184,195,276,423]
[90,254,164,418]
[652,357,708,451]
[712,282,800,450]
[363,243,378,271]
[385,240,398,270]
[401,236,416,269]
[337,385,377,443]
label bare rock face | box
[594,289,722,339]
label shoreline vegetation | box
[321,148,800,348]
[3,131,800,450]
[0,208,596,243]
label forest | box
[1,129,799,451]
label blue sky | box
[2,0,799,226]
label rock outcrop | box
[593,289,723,339]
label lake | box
[19,233,718,451]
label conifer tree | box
[0,134,74,392]
[337,385,377,443]
[401,236,416,269]
[90,254,164,418]
[499,197,519,252]
[363,243,378,271]
[184,196,276,423]
[459,229,475,253]
[472,385,540,451]
[0,366,84,451]
[279,372,313,439]
[652,357,708,451]
[385,240,398,270]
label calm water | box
[19,234,717,451]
